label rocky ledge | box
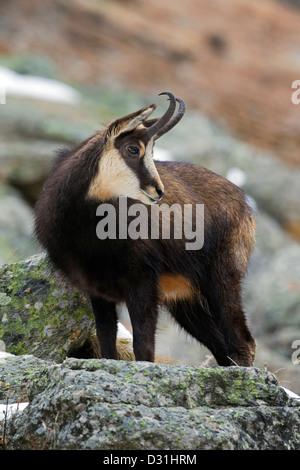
[0,354,300,450]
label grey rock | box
[0,184,36,264]
[0,354,51,404]
[2,355,300,450]
[0,141,60,187]
[244,210,300,361]
[246,244,300,334]
[0,253,95,361]
[0,98,90,145]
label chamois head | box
[87,92,185,204]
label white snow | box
[0,350,29,422]
[226,167,257,210]
[0,351,14,358]
[0,402,29,422]
[117,321,132,340]
[0,66,80,104]
[154,147,173,161]
[226,167,246,187]
[281,386,300,401]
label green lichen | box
[0,254,95,361]
[0,355,50,403]
[0,292,11,306]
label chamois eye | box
[126,145,140,156]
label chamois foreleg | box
[90,296,118,359]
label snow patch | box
[117,321,132,340]
[226,167,257,210]
[0,351,14,359]
[281,386,300,401]
[0,66,80,104]
[154,147,173,161]
[226,167,246,187]
[0,402,29,421]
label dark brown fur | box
[34,103,256,366]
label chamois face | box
[87,105,164,205]
[114,129,165,204]
[87,93,185,205]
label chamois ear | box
[142,118,159,129]
[107,104,156,139]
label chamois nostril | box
[156,186,164,199]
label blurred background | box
[0,0,299,392]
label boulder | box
[0,253,95,361]
[0,141,59,185]
[1,354,299,450]
[0,253,134,363]
[242,210,300,393]
[0,184,36,265]
[0,141,61,204]
[245,210,300,335]
[0,353,50,404]
[0,94,95,204]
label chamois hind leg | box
[90,296,118,359]
[167,297,233,366]
[203,276,256,366]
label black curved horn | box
[146,92,177,140]
[155,97,185,139]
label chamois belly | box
[158,274,196,303]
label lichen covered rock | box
[2,355,300,450]
[0,253,95,361]
[0,354,50,404]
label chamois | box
[34,92,256,366]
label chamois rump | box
[34,92,256,366]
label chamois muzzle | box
[146,92,186,140]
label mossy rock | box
[0,253,95,361]
[2,356,300,450]
[0,354,51,404]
